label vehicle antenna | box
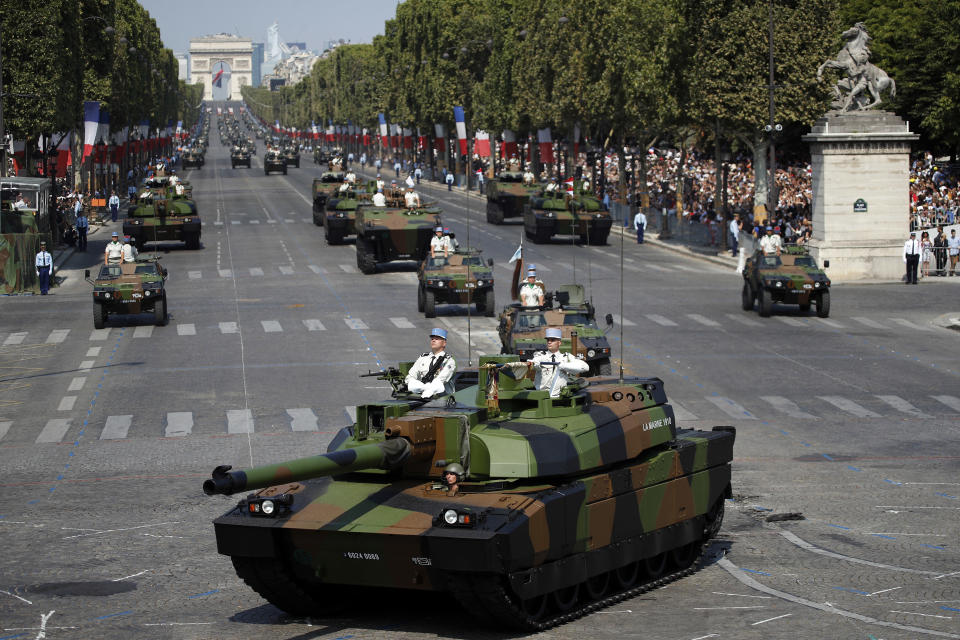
[465,139,473,366]
[618,202,625,383]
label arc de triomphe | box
[189,34,253,101]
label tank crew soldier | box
[404,186,421,209]
[372,189,387,207]
[345,169,357,184]
[544,177,559,193]
[519,266,545,307]
[531,327,589,398]
[759,226,782,256]
[35,240,53,295]
[338,177,352,193]
[522,168,535,185]
[430,226,451,258]
[443,462,464,496]
[405,328,457,399]
[903,231,920,284]
[375,174,385,191]
[122,236,138,263]
[104,231,124,265]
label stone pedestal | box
[802,111,918,281]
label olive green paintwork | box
[486,172,542,224]
[417,248,495,317]
[282,146,301,168]
[124,193,201,250]
[354,204,441,274]
[523,190,612,244]
[263,150,287,175]
[322,182,376,244]
[87,259,168,328]
[181,148,204,168]
[743,245,831,317]
[230,146,251,168]
[311,172,346,220]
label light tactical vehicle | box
[263,149,287,175]
[498,284,614,375]
[524,187,612,245]
[322,183,376,245]
[742,245,831,318]
[486,171,541,224]
[417,248,494,318]
[354,203,440,274]
[311,172,346,225]
[123,193,201,250]
[203,359,735,630]
[181,148,204,169]
[282,146,301,168]
[85,259,168,329]
[230,146,251,169]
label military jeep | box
[311,171,346,224]
[354,204,441,274]
[85,259,168,329]
[486,171,541,224]
[742,245,831,317]
[417,248,494,318]
[523,188,612,244]
[498,284,615,376]
[263,150,287,175]
[230,146,251,169]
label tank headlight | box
[476,280,484,287]
[104,292,111,299]
[587,349,596,358]
[443,509,458,525]
[260,500,275,515]
[775,281,783,288]
[144,290,151,297]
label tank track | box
[231,556,350,617]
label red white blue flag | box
[453,106,467,155]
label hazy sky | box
[137,0,403,54]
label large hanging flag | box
[402,127,413,149]
[434,123,446,152]
[453,106,467,155]
[378,113,388,145]
[538,128,554,164]
[81,101,100,162]
[326,122,335,143]
[475,130,491,157]
[55,132,71,178]
[96,109,110,167]
[501,130,518,159]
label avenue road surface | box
[1,104,958,640]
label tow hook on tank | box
[244,493,293,517]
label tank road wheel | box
[758,287,772,317]
[153,296,168,326]
[93,302,106,330]
[613,561,641,589]
[669,542,699,570]
[486,201,504,224]
[519,593,549,621]
[584,571,610,601]
[644,552,668,579]
[595,359,612,376]
[417,284,425,312]
[551,583,580,613]
[741,283,754,311]
[356,239,376,274]
[424,290,436,318]
[231,556,351,618]
[816,291,830,318]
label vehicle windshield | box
[134,264,159,275]
[793,256,816,268]
[517,313,546,331]
[759,255,782,268]
[427,257,448,268]
[98,265,123,279]
[322,175,342,182]
[563,314,589,325]
[460,256,483,266]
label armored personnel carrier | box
[486,171,541,224]
[354,202,440,274]
[282,146,301,168]
[203,359,735,630]
[263,149,287,175]
[181,148,204,169]
[498,284,614,375]
[417,248,494,318]
[230,146,251,169]
[311,171,346,225]
[322,183,375,245]
[123,193,201,250]
[742,245,831,318]
[524,187,612,245]
[85,259,168,329]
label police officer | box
[430,226,451,258]
[108,190,120,222]
[530,327,588,397]
[519,266,545,307]
[104,231,124,265]
[75,207,89,252]
[903,231,921,284]
[405,328,457,398]
[35,240,53,295]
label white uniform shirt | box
[35,250,53,270]
[109,194,121,209]
[405,350,456,398]
[376,179,385,190]
[345,172,356,183]
[105,241,124,263]
[339,182,350,193]
[523,171,535,184]
[430,235,451,255]
[759,234,783,255]
[947,235,960,256]
[122,243,138,263]
[372,192,387,207]
[404,191,420,208]
[530,350,589,398]
[903,238,921,261]
[634,212,647,230]
[519,282,543,307]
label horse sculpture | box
[817,22,896,111]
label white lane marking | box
[218,269,233,278]
[287,408,319,432]
[725,313,762,327]
[671,401,699,422]
[390,317,416,329]
[778,531,939,575]
[711,592,774,599]
[813,318,845,328]
[45,329,70,344]
[78,360,95,370]
[642,263,671,272]
[687,313,720,327]
[261,320,282,333]
[302,217,312,223]
[3,332,26,345]
[303,319,326,331]
[219,322,239,334]
[645,314,677,327]
[188,271,201,280]
[36,419,70,443]
[851,316,885,329]
[761,396,817,419]
[932,395,960,412]
[670,264,699,272]
[889,318,934,331]
[876,395,930,417]
[227,409,254,434]
[230,220,242,225]
[165,412,193,437]
[249,219,260,224]
[888,610,952,620]
[752,613,793,625]
[57,396,77,411]
[0,421,11,440]
[705,396,757,419]
[818,395,881,418]
[133,326,153,338]
[249,267,264,276]
[623,263,642,272]
[89,329,110,341]
[775,316,806,327]
[267,219,278,224]
[308,264,324,274]
[344,406,357,423]
[177,324,196,336]
[278,265,294,275]
[86,347,101,357]
[339,264,357,273]
[67,377,86,391]
[100,414,133,440]
[612,314,637,327]
[345,318,368,330]
[213,221,224,227]
[285,218,295,224]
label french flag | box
[362,128,370,146]
[378,113,388,145]
[55,132,71,178]
[81,101,100,162]
[453,106,467,155]
[474,130,491,157]
[501,130,518,159]
[402,127,413,149]
[434,123,446,152]
[326,122,335,143]
[538,128,554,164]
[96,109,110,166]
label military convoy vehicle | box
[524,189,612,245]
[322,184,376,245]
[486,171,541,224]
[354,203,441,274]
[85,259,168,329]
[417,248,494,318]
[282,146,301,168]
[181,148,204,169]
[230,146,251,169]
[263,149,287,175]
[498,284,614,375]
[203,358,735,630]
[742,245,831,318]
[311,172,346,224]
[123,193,201,250]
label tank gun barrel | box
[203,437,412,496]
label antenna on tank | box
[618,200,625,384]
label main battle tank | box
[203,359,735,630]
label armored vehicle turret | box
[203,359,735,630]
[85,259,168,329]
[486,171,541,224]
[524,186,612,245]
[282,146,301,168]
[123,192,201,250]
[742,245,831,317]
[354,202,441,274]
[230,146,251,169]
[263,149,287,175]
[417,248,495,318]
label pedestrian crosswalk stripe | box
[818,395,881,418]
[876,395,929,417]
[671,401,699,422]
[612,314,637,327]
[339,264,357,273]
[390,317,416,329]
[188,271,201,280]
[303,319,326,331]
[301,218,312,223]
[90,329,110,341]
[86,347,101,357]
[0,421,10,441]
[761,395,817,419]
[68,377,86,392]
[262,320,282,333]
[101,414,133,440]
[165,411,193,437]
[687,314,720,327]
[623,263,642,272]
[231,220,242,225]
[3,332,26,345]
[133,326,153,338]
[249,267,264,276]
[219,322,239,334]
[278,265,294,275]
[249,219,260,224]
[36,419,70,443]
[345,318,368,330]
[775,317,806,327]
[267,219,278,224]
[589,263,612,273]
[285,218,295,224]
[308,264,324,274]
[645,314,677,327]
[213,221,224,227]
[888,318,933,331]
[852,316,885,329]
[725,313,762,327]
[344,406,357,423]
[705,396,757,420]
[46,329,69,344]
[931,395,960,412]
[227,409,254,434]
[287,408,319,432]
[814,318,844,329]
[79,360,95,370]
[57,396,77,411]
[218,269,233,278]
[177,323,196,336]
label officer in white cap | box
[104,231,124,265]
[530,327,588,397]
[405,327,457,398]
[430,226,451,258]
[519,264,545,307]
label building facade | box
[188,34,254,101]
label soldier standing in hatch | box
[405,328,457,399]
[519,266,545,307]
[104,231,124,265]
[430,226,451,258]
[530,327,588,397]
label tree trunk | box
[750,130,769,223]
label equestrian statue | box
[817,22,896,112]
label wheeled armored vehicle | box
[311,172,346,224]
[524,188,612,245]
[264,150,287,175]
[486,171,541,224]
[85,259,168,329]
[417,248,494,318]
[230,146,251,169]
[123,194,201,250]
[181,148,204,169]
[282,146,301,168]
[354,203,440,274]
[742,245,831,317]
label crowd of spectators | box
[910,153,958,231]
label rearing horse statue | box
[817,22,896,111]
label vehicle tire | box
[325,228,342,245]
[312,210,323,226]
[816,291,830,318]
[483,290,495,317]
[295,160,300,168]
[596,359,612,376]
[741,283,754,311]
[417,285,425,312]
[588,228,610,245]
[758,287,772,317]
[532,228,551,244]
[154,296,167,326]
[356,239,376,274]
[486,201,504,224]
[424,290,436,318]
[264,169,269,176]
[93,302,106,329]
[282,167,287,175]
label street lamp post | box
[765,0,781,222]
